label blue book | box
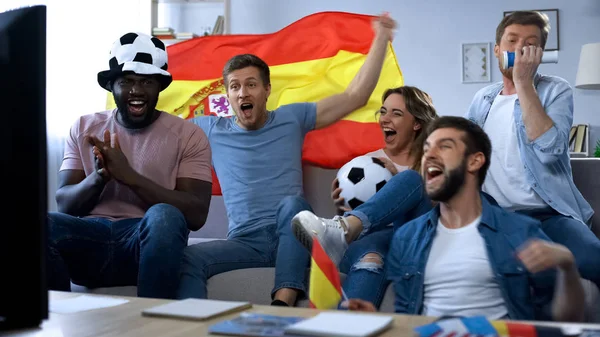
[209,312,307,337]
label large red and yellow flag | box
[308,238,343,309]
[107,11,403,195]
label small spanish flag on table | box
[309,238,343,310]
[107,11,403,195]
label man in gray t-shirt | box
[176,13,397,301]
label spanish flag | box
[308,238,343,310]
[107,11,403,195]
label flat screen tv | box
[0,4,48,330]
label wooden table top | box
[3,291,436,337]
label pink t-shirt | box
[60,109,212,220]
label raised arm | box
[314,13,396,129]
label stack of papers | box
[50,295,129,314]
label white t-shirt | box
[482,93,546,211]
[422,216,508,320]
[365,148,409,172]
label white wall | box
[6,0,596,220]
[220,0,600,220]
[157,1,223,36]
[228,0,600,144]
[12,0,153,211]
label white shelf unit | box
[151,0,230,45]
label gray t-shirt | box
[193,103,317,237]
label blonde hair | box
[380,86,438,172]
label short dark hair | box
[222,54,270,87]
[496,11,550,49]
[425,116,492,187]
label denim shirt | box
[387,194,556,321]
[465,74,593,225]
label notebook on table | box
[209,312,307,337]
[283,312,393,337]
[141,298,252,321]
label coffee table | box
[3,291,435,337]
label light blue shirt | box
[192,103,317,237]
[465,73,593,225]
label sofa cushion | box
[583,279,600,322]
[70,283,137,297]
[70,268,599,321]
[570,158,600,238]
[68,238,217,297]
[70,266,397,312]
[188,237,218,245]
[206,267,278,305]
[68,238,600,321]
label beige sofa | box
[71,159,600,321]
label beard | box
[114,99,158,129]
[427,158,467,202]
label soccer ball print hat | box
[97,32,172,92]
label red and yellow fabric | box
[107,11,404,195]
[415,317,574,337]
[491,321,538,337]
[308,238,343,309]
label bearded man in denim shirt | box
[344,117,584,322]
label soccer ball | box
[336,155,393,209]
[109,32,168,73]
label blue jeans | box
[272,195,314,299]
[338,227,392,307]
[272,170,431,307]
[272,200,392,307]
[177,224,278,299]
[46,203,190,299]
[342,170,431,307]
[345,170,432,238]
[517,208,600,289]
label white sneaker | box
[291,210,349,266]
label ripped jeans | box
[340,169,432,307]
[272,199,391,307]
[272,170,431,308]
[338,227,392,307]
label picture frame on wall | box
[461,42,491,83]
[503,9,559,51]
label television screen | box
[0,4,48,330]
